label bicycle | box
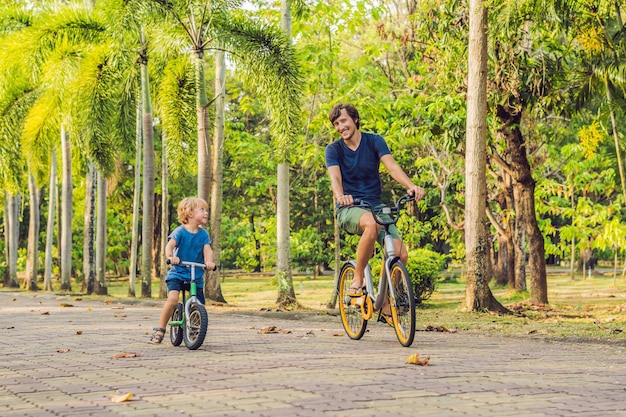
[337,194,416,347]
[166,260,215,350]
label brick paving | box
[0,291,625,417]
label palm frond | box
[215,13,302,162]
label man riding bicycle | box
[324,103,425,323]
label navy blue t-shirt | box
[325,132,391,206]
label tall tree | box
[140,28,156,298]
[207,49,226,302]
[465,0,508,313]
[276,0,296,305]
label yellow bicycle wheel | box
[389,262,416,347]
[338,262,368,340]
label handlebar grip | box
[166,259,218,271]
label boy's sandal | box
[149,327,166,344]
[346,286,365,297]
[378,312,394,327]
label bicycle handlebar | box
[349,194,414,226]
[166,259,218,271]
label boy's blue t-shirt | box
[324,132,391,206]
[166,225,211,287]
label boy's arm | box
[203,244,216,271]
[165,238,179,264]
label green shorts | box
[337,206,401,245]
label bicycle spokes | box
[389,262,416,347]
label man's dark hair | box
[329,103,360,129]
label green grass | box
[5,268,626,342]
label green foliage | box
[405,248,444,303]
[369,247,444,304]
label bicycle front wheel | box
[169,303,184,346]
[184,304,208,350]
[389,262,416,347]
[338,262,368,340]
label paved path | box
[1,291,625,417]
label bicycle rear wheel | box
[338,262,368,340]
[169,303,184,346]
[389,262,416,347]
[184,304,208,350]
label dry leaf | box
[57,349,70,353]
[331,333,344,337]
[60,303,74,307]
[87,307,92,311]
[258,325,292,334]
[41,311,49,315]
[111,392,132,403]
[75,331,83,335]
[112,352,139,359]
[406,353,430,366]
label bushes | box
[405,248,445,304]
[370,247,445,304]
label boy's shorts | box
[166,278,206,305]
[337,206,401,245]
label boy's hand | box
[204,261,217,271]
[168,256,180,265]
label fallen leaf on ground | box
[112,352,139,359]
[406,353,430,366]
[424,325,456,333]
[60,303,74,307]
[41,311,49,315]
[258,325,292,334]
[57,349,70,353]
[75,331,83,335]
[331,333,344,337]
[111,392,132,403]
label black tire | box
[338,262,368,340]
[389,262,416,347]
[184,304,208,350]
[169,303,184,346]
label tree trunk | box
[129,105,142,297]
[160,132,168,299]
[4,192,20,288]
[327,203,341,309]
[60,126,72,291]
[82,163,96,294]
[464,0,508,313]
[207,50,227,303]
[44,151,57,291]
[140,30,155,298]
[497,110,548,304]
[276,0,296,307]
[195,49,212,203]
[25,173,40,291]
[94,171,107,295]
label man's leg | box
[353,211,380,289]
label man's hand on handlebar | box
[336,194,355,207]
[407,185,425,202]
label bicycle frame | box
[167,261,205,326]
[355,195,412,312]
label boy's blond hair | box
[177,197,208,224]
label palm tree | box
[150,0,302,303]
